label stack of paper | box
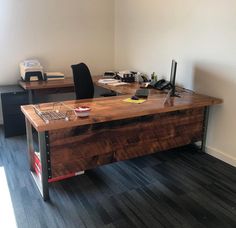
[98,79,119,84]
[110,82,128,86]
[98,79,128,86]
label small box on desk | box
[45,72,65,80]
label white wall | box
[0,0,114,85]
[0,0,114,123]
[115,0,236,166]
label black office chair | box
[71,63,94,99]
[71,62,116,99]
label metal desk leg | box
[38,132,49,200]
[201,106,210,153]
[28,89,33,104]
[25,118,34,171]
[26,119,49,200]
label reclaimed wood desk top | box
[21,78,222,132]
[18,76,139,93]
[19,78,75,90]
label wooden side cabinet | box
[0,85,29,137]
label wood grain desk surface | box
[21,77,222,132]
[19,78,75,90]
[18,76,136,93]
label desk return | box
[21,87,222,200]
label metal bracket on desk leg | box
[201,106,210,153]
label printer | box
[20,59,44,81]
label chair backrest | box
[71,63,94,99]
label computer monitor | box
[170,60,177,96]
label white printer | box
[20,59,44,81]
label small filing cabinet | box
[0,85,28,137]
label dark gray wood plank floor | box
[0,126,235,228]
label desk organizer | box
[33,102,75,124]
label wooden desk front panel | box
[48,107,204,179]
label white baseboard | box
[206,146,236,167]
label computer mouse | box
[131,95,139,100]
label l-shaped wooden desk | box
[21,77,222,200]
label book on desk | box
[45,72,65,80]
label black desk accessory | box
[169,59,177,97]
[131,95,139,100]
[104,71,117,77]
[135,89,149,98]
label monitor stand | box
[170,85,181,97]
[163,88,181,106]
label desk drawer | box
[3,114,26,137]
[1,91,28,137]
[1,92,28,114]
[1,92,28,105]
[3,104,27,115]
